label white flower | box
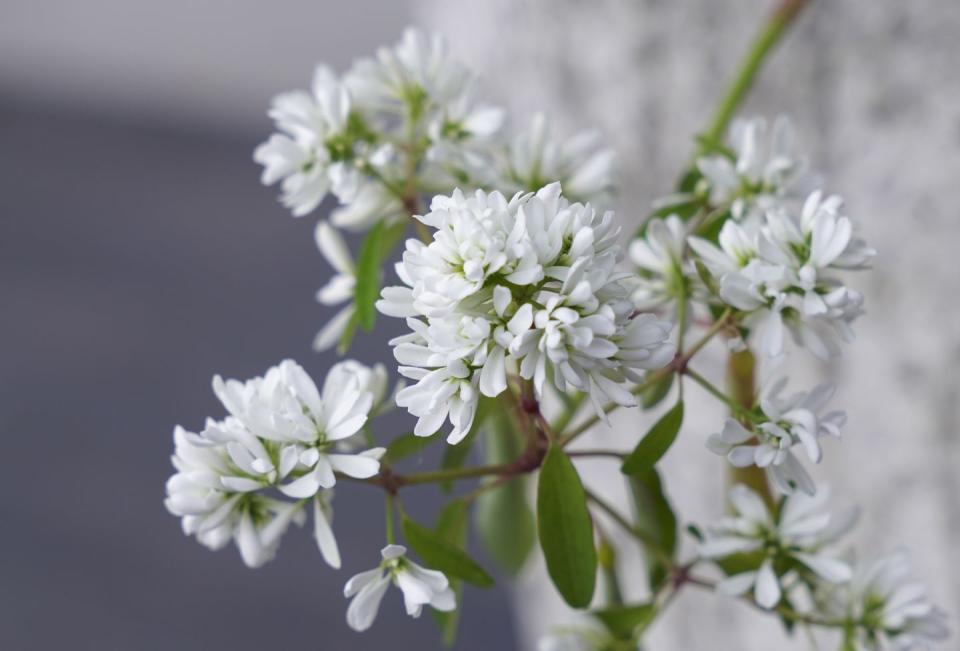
[254,66,374,217]
[629,215,689,311]
[706,378,846,495]
[697,115,805,222]
[701,485,855,610]
[164,426,306,568]
[343,544,456,632]
[819,551,949,650]
[313,221,357,352]
[688,191,874,359]
[378,183,675,439]
[346,28,469,115]
[496,113,616,205]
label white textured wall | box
[417,1,960,648]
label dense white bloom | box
[819,551,949,650]
[378,183,675,440]
[700,485,856,609]
[344,544,456,632]
[707,378,845,495]
[495,113,616,205]
[697,115,805,222]
[628,215,689,311]
[165,359,385,569]
[254,66,377,217]
[689,190,874,358]
[164,425,306,568]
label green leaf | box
[353,218,408,332]
[626,468,678,590]
[475,401,536,574]
[537,446,597,608]
[592,603,656,640]
[640,372,674,410]
[383,431,437,463]
[354,223,386,332]
[621,401,684,475]
[401,515,493,588]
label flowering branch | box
[161,15,948,651]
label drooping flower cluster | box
[706,378,846,495]
[688,189,875,358]
[376,182,675,442]
[343,544,456,632]
[700,485,856,610]
[817,551,949,650]
[164,359,386,568]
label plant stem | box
[584,487,673,567]
[684,366,751,419]
[726,348,774,505]
[384,493,396,544]
[699,0,811,152]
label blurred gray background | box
[3,1,959,650]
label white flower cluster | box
[819,551,949,650]
[697,115,806,223]
[164,359,387,568]
[689,189,875,358]
[376,182,675,442]
[707,378,845,495]
[255,28,616,227]
[700,485,856,610]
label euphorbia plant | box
[164,4,948,649]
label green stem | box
[699,0,811,152]
[384,493,396,544]
[684,366,752,419]
[585,487,673,567]
[726,348,774,505]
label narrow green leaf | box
[431,501,467,647]
[401,515,493,588]
[626,468,677,590]
[621,401,684,475]
[383,431,436,463]
[640,372,674,410]
[475,400,535,574]
[354,222,386,332]
[592,603,656,640]
[537,446,597,608]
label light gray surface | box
[417,0,960,648]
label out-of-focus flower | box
[819,551,949,650]
[700,485,856,609]
[495,113,616,206]
[629,215,689,312]
[697,115,805,222]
